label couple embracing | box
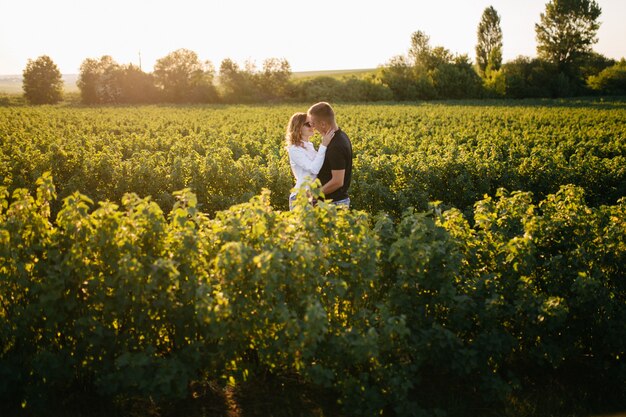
[285,102,353,210]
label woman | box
[286,112,335,210]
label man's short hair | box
[308,102,335,122]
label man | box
[307,102,352,208]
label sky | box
[1,0,625,75]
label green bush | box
[430,56,484,99]
[1,174,624,416]
[292,75,393,102]
[587,60,626,95]
[501,56,557,98]
[483,68,507,97]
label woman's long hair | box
[285,112,307,147]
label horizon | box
[0,68,377,78]
[1,0,625,77]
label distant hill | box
[0,69,377,94]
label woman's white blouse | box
[287,141,327,192]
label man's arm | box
[322,169,345,195]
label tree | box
[408,31,457,73]
[408,31,453,72]
[218,58,292,103]
[77,56,122,104]
[391,30,483,99]
[218,58,254,103]
[117,64,159,103]
[77,58,100,104]
[535,0,601,70]
[257,58,292,101]
[154,48,217,103]
[476,6,503,77]
[380,55,424,100]
[408,31,432,69]
[22,55,63,104]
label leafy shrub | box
[1,174,624,416]
[587,60,626,95]
[501,56,558,98]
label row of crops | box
[1,101,625,218]
[1,100,625,416]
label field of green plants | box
[2,100,625,217]
[1,100,625,417]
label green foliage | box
[78,55,121,104]
[78,56,159,104]
[17,43,619,104]
[431,54,484,99]
[587,59,626,95]
[153,48,218,103]
[381,31,484,100]
[292,76,343,102]
[257,58,293,101]
[218,58,292,103]
[500,56,563,98]
[483,68,507,97]
[576,51,617,80]
[293,74,393,102]
[117,64,160,104]
[379,55,436,100]
[535,0,602,70]
[476,6,503,77]
[22,56,63,105]
[1,174,624,416]
[1,103,625,222]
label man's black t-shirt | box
[317,127,352,201]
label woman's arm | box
[288,144,328,175]
[287,130,336,175]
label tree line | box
[20,0,626,105]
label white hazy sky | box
[1,0,625,75]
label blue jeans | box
[331,197,350,208]
[289,194,350,210]
[288,192,297,211]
